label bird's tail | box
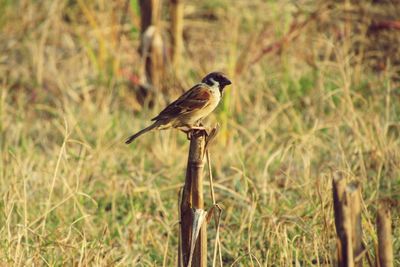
[125,122,159,144]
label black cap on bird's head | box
[202,72,232,92]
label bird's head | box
[202,72,232,92]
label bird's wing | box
[152,83,211,121]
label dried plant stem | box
[333,174,349,266]
[345,182,363,267]
[179,131,207,267]
[139,0,165,91]
[206,150,223,267]
[376,202,393,267]
[206,151,216,205]
[170,0,183,70]
[332,174,364,267]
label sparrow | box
[125,72,232,144]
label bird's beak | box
[224,79,232,86]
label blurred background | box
[0,0,399,265]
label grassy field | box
[0,0,399,266]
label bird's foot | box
[190,126,207,131]
[186,126,209,140]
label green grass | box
[1,0,399,266]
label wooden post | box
[376,202,393,267]
[179,131,207,267]
[332,175,363,267]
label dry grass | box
[0,0,399,265]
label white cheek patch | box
[210,78,220,87]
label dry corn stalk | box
[332,174,364,267]
[376,201,393,267]
[179,130,207,267]
[170,0,183,70]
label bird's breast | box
[191,85,220,119]
[176,85,221,125]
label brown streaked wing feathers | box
[151,84,211,121]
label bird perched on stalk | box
[125,72,232,144]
